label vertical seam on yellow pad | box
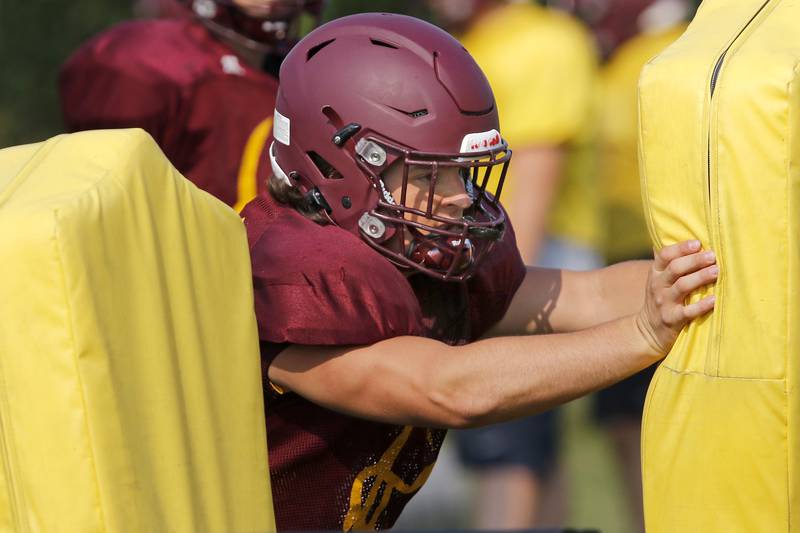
[783,59,800,533]
[53,207,109,532]
[0,302,27,532]
[636,61,661,251]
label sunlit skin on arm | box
[268,161,718,429]
[269,240,716,428]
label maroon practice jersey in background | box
[59,18,278,209]
[243,193,526,531]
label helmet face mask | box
[354,134,511,281]
[270,13,513,282]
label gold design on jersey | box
[343,426,435,531]
[234,116,273,212]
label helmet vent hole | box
[307,151,343,180]
[369,39,399,49]
[387,105,429,119]
[306,38,336,61]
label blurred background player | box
[59,0,323,209]
[552,0,693,530]
[423,0,601,529]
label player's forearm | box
[593,260,651,321]
[269,315,657,430]
[432,314,658,428]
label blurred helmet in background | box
[547,0,691,58]
[426,0,482,32]
[133,0,191,18]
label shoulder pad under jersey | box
[243,196,425,346]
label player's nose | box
[437,170,472,212]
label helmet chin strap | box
[269,142,292,186]
[405,227,475,275]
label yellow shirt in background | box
[460,2,601,250]
[598,25,687,263]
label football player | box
[243,13,717,531]
[59,0,323,210]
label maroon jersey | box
[242,194,525,531]
[59,18,278,208]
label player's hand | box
[636,240,718,355]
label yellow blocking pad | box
[0,129,274,533]
[638,0,800,530]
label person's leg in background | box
[453,237,603,529]
[455,411,562,528]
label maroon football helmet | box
[183,0,325,52]
[269,13,511,281]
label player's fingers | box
[680,294,717,320]
[660,250,716,284]
[669,264,719,297]
[654,240,702,271]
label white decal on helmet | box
[459,129,503,154]
[269,142,292,186]
[274,108,291,146]
[378,179,396,205]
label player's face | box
[231,0,300,19]
[382,161,473,229]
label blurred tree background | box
[0,0,423,149]
[0,1,131,148]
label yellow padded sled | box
[638,1,800,531]
[0,129,274,532]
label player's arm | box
[489,242,716,336]
[269,240,717,429]
[504,145,564,265]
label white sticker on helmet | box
[274,108,291,146]
[459,129,503,154]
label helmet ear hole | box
[307,151,343,180]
